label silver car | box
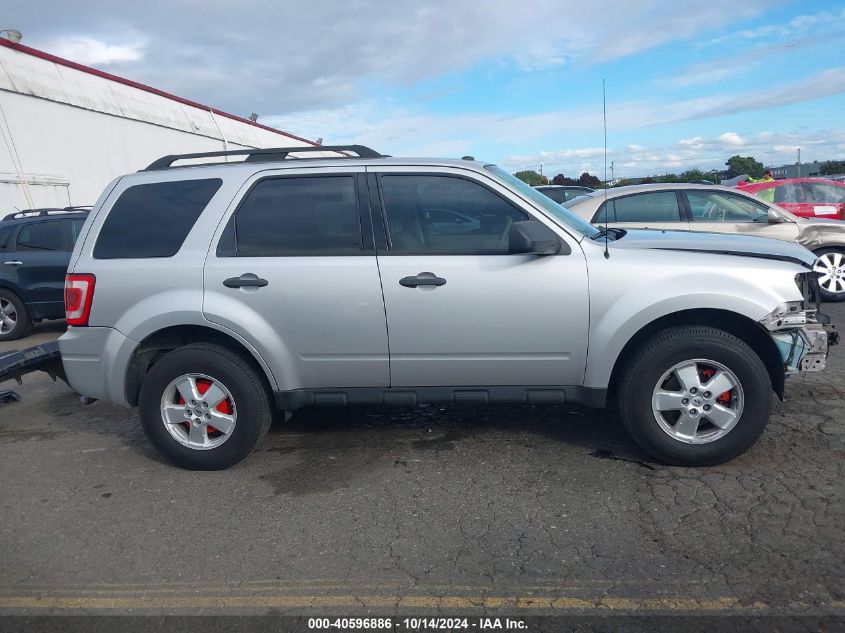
[59,146,835,469]
[562,183,845,301]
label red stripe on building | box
[0,38,317,146]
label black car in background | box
[0,208,89,340]
[534,185,595,204]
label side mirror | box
[767,209,784,224]
[508,221,563,255]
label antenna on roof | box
[602,78,610,260]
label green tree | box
[725,155,764,179]
[514,169,547,186]
[578,172,602,189]
[820,160,845,176]
[552,173,579,186]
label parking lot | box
[0,307,843,618]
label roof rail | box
[2,207,91,222]
[143,145,383,171]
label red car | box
[738,178,845,220]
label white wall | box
[0,43,317,210]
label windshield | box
[485,165,601,239]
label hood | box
[794,216,845,228]
[608,229,816,268]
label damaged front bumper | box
[762,274,839,374]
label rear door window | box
[594,192,682,223]
[94,179,222,259]
[220,176,361,256]
[15,221,68,251]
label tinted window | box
[805,183,845,203]
[16,221,67,251]
[0,225,14,252]
[70,218,86,245]
[539,188,565,204]
[594,192,681,223]
[773,184,805,203]
[229,176,361,256]
[381,175,528,253]
[687,191,769,223]
[94,179,221,259]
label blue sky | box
[11,0,845,178]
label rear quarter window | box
[94,179,222,259]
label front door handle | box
[223,273,269,289]
[399,272,447,288]
[3,261,22,266]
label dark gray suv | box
[0,208,89,340]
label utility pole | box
[539,164,543,178]
[797,148,801,178]
[610,161,614,183]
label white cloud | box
[266,69,845,161]
[13,0,771,113]
[44,36,144,65]
[718,132,744,147]
[699,6,845,47]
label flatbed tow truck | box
[0,341,67,405]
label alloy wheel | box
[0,298,17,335]
[160,373,238,450]
[814,252,845,295]
[651,359,744,444]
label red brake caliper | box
[700,367,732,404]
[197,380,217,433]
[195,379,223,434]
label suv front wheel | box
[618,326,772,466]
[139,343,272,470]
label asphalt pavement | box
[0,309,842,620]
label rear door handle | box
[3,261,22,266]
[223,273,269,288]
[399,272,447,288]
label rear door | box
[369,167,589,387]
[592,191,690,232]
[684,189,800,242]
[203,168,389,392]
[5,218,74,318]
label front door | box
[684,189,800,242]
[203,169,389,391]
[369,168,589,387]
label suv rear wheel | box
[139,343,272,470]
[0,289,31,341]
[618,326,772,466]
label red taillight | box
[65,274,96,326]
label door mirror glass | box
[508,221,562,255]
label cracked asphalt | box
[0,306,842,619]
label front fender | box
[583,248,805,389]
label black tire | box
[139,343,272,470]
[0,289,31,341]
[617,326,772,466]
[813,247,845,303]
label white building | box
[0,38,320,211]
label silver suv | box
[59,145,836,469]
